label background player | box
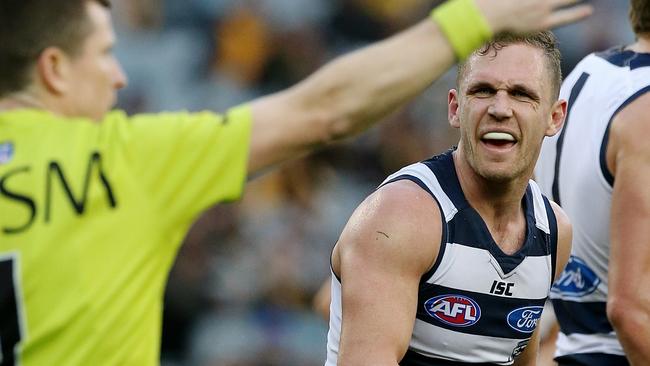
[535,0,650,364]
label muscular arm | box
[332,181,442,365]
[246,0,591,175]
[605,93,650,365]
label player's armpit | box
[332,180,442,366]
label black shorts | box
[556,353,629,366]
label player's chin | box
[478,163,520,182]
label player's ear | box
[545,99,567,137]
[449,89,461,129]
[36,47,73,95]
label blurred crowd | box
[109,1,634,365]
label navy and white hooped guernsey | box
[535,47,650,365]
[325,150,559,365]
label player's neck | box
[628,36,650,53]
[452,151,529,254]
[452,150,529,222]
[455,152,528,254]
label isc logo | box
[490,280,514,296]
[424,295,481,327]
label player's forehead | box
[462,44,548,90]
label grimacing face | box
[62,1,127,121]
[448,43,566,182]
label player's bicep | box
[608,97,650,300]
[609,160,650,283]
[337,235,420,365]
[334,181,442,365]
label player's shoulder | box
[547,200,569,225]
[372,179,441,220]
[612,92,650,135]
[608,91,650,158]
[547,199,572,241]
[528,178,569,232]
[361,180,443,246]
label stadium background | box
[109,0,633,365]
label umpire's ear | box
[36,46,72,95]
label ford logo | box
[507,306,544,333]
[424,294,481,327]
[551,255,601,297]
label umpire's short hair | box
[0,0,111,98]
[456,31,563,100]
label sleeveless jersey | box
[326,151,559,365]
[535,47,650,363]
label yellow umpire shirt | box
[0,106,251,365]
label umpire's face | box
[447,43,566,183]
[59,1,128,122]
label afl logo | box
[507,306,543,333]
[551,255,601,297]
[424,295,481,327]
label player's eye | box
[512,90,531,99]
[471,87,495,97]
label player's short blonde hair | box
[456,31,562,100]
